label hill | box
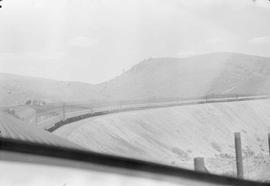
[97,52,270,101]
[0,73,102,106]
[54,99,270,180]
[2,52,270,106]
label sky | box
[0,0,270,84]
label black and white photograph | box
[1,0,270,185]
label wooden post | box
[194,157,208,173]
[268,133,270,156]
[234,132,244,179]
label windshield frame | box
[0,137,268,186]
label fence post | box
[194,157,208,173]
[268,133,270,156]
[234,132,244,179]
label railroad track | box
[46,95,270,132]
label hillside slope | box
[54,99,270,179]
[2,52,270,106]
[97,53,270,101]
[0,73,102,106]
[0,112,84,150]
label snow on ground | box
[54,99,270,181]
[0,112,84,150]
